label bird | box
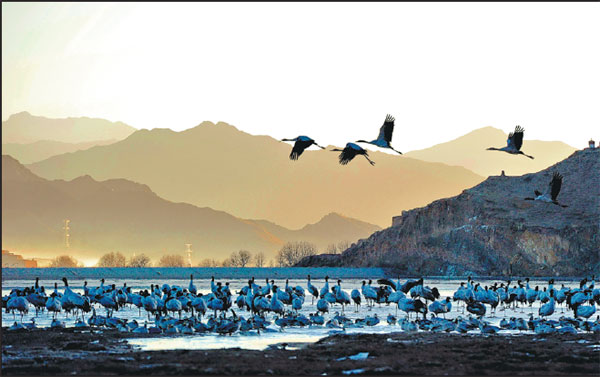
[524,172,568,207]
[486,125,534,159]
[334,280,351,312]
[397,297,427,320]
[351,289,362,312]
[539,291,555,318]
[317,298,330,315]
[361,281,378,309]
[331,143,375,166]
[356,114,402,154]
[292,295,303,313]
[281,136,325,160]
[61,277,90,321]
[429,298,452,318]
[270,286,285,315]
[45,292,62,319]
[6,292,29,321]
[466,300,486,317]
[188,274,197,295]
[307,275,319,304]
[320,276,330,299]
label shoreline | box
[1,267,588,281]
[2,328,599,375]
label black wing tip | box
[385,114,395,123]
[338,153,350,165]
[514,125,525,134]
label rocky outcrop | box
[298,149,600,276]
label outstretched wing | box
[289,139,313,160]
[338,147,356,165]
[512,125,525,151]
[550,172,563,201]
[506,132,515,149]
[377,278,398,291]
[377,114,395,143]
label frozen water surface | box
[2,275,593,351]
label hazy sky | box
[2,2,598,150]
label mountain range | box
[26,121,486,229]
[2,139,118,164]
[2,155,380,263]
[404,126,576,177]
[2,111,136,144]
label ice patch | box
[337,352,369,361]
[342,369,366,375]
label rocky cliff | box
[297,149,600,276]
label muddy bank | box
[2,328,599,375]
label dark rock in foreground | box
[2,328,599,375]
[298,149,600,276]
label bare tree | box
[97,251,127,267]
[234,250,252,267]
[221,257,234,267]
[326,243,338,254]
[276,241,317,267]
[158,254,186,267]
[226,250,252,267]
[128,254,151,267]
[337,240,350,253]
[253,252,265,267]
[198,258,219,267]
[49,255,82,268]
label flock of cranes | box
[4,275,599,336]
[281,115,535,166]
[281,114,403,166]
[282,116,568,207]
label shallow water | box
[2,277,591,350]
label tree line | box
[45,240,351,268]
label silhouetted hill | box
[2,112,135,144]
[2,156,379,262]
[27,121,484,228]
[298,148,600,276]
[2,139,118,164]
[405,127,576,177]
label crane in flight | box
[524,172,568,207]
[331,143,375,166]
[356,114,402,154]
[486,125,534,159]
[281,136,325,160]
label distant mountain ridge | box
[2,139,118,164]
[26,120,484,229]
[404,126,577,177]
[2,111,136,144]
[2,155,380,262]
